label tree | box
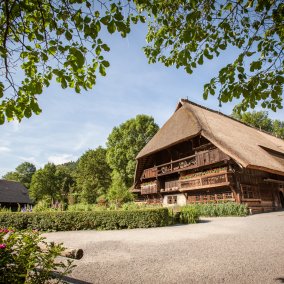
[29,163,58,203]
[15,162,36,188]
[272,119,284,138]
[107,170,133,209]
[0,0,283,124]
[55,166,75,206]
[76,147,111,204]
[232,109,284,138]
[29,162,75,205]
[2,171,19,182]
[106,114,159,188]
[2,161,36,188]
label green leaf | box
[107,21,116,34]
[100,16,110,25]
[65,31,72,40]
[0,112,5,124]
[197,55,203,65]
[101,44,110,52]
[99,64,106,76]
[204,49,213,60]
[101,60,110,68]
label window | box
[167,195,177,204]
[241,184,259,199]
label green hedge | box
[0,208,169,231]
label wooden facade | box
[133,100,284,213]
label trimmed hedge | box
[0,208,169,231]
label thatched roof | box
[136,99,284,176]
[0,180,32,204]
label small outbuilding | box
[133,99,284,213]
[0,179,32,211]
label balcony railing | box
[142,167,157,179]
[160,180,180,193]
[179,170,231,191]
[141,148,229,180]
[141,182,158,195]
[157,155,197,176]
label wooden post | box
[230,186,240,203]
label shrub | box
[67,203,98,212]
[121,202,162,210]
[0,208,170,231]
[179,206,200,224]
[0,207,12,213]
[0,228,74,283]
[190,202,248,217]
[33,200,59,213]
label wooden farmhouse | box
[133,99,284,213]
[0,180,32,211]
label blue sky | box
[1,24,283,177]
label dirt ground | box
[44,211,284,284]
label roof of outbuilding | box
[0,180,32,204]
[136,99,284,176]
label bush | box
[0,208,170,231]
[67,203,99,212]
[0,207,12,213]
[33,200,58,212]
[121,202,162,210]
[189,202,248,217]
[0,228,74,283]
[179,206,200,224]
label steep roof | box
[136,99,284,176]
[0,180,32,204]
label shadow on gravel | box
[197,219,211,224]
[53,273,92,284]
[275,278,284,283]
[169,220,211,227]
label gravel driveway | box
[44,211,284,284]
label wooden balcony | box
[141,182,158,195]
[157,155,197,176]
[179,170,231,191]
[141,148,229,178]
[160,180,180,193]
[141,167,157,179]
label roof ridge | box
[0,179,20,183]
[179,98,283,141]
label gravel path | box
[44,211,284,284]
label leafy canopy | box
[107,170,133,208]
[29,162,74,203]
[76,147,112,204]
[2,161,36,188]
[106,114,159,187]
[0,0,144,124]
[0,0,283,124]
[232,108,284,138]
[142,0,283,112]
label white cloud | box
[0,146,11,153]
[11,120,20,132]
[47,154,77,165]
